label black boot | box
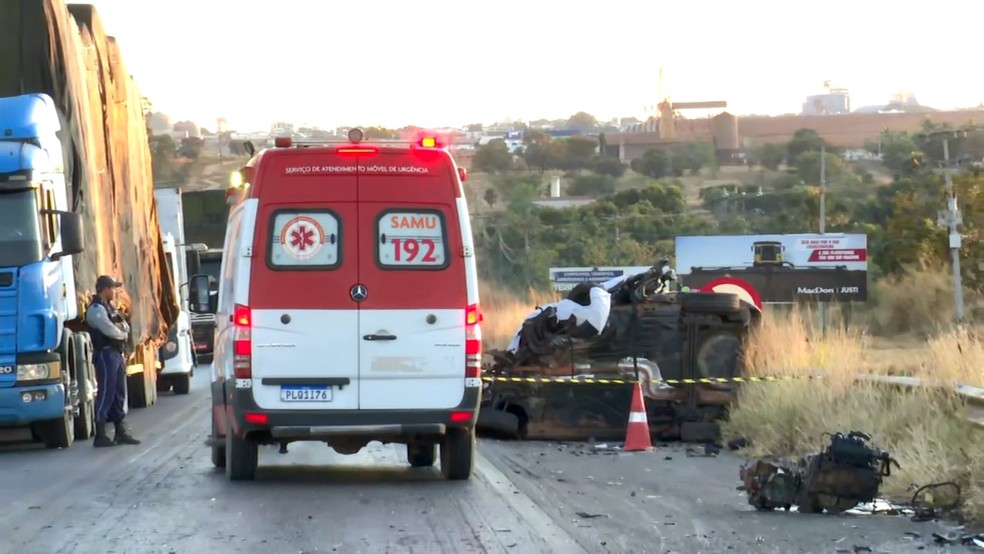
[114,421,141,445]
[94,422,117,447]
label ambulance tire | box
[226,421,257,481]
[211,416,226,469]
[441,428,475,481]
[407,443,437,467]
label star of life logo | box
[279,216,326,260]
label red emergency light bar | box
[336,146,379,156]
[271,129,452,156]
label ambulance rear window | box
[376,209,449,270]
[266,209,341,270]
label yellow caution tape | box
[480,375,814,385]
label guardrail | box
[858,374,984,429]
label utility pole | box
[939,138,966,321]
[818,144,827,333]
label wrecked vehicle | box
[740,431,899,514]
[478,261,762,442]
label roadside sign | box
[549,266,651,292]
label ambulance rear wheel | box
[211,416,226,469]
[441,428,475,481]
[225,421,257,481]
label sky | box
[77,0,984,132]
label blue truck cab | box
[0,93,95,448]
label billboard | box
[675,234,868,303]
[549,266,652,292]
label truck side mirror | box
[188,274,214,313]
[48,211,85,259]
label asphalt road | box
[0,370,976,554]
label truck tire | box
[37,372,75,448]
[211,416,226,469]
[128,365,158,408]
[36,412,74,449]
[226,421,258,481]
[173,373,191,395]
[71,334,95,440]
[680,292,742,314]
[440,428,475,481]
[407,443,436,467]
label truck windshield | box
[0,190,43,267]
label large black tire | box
[226,421,257,481]
[71,333,95,440]
[211,415,226,469]
[441,428,475,481]
[407,443,437,467]
[37,372,74,449]
[173,373,191,395]
[127,365,158,409]
[680,292,742,314]
[37,413,74,449]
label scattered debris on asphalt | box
[739,430,898,514]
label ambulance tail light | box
[233,304,252,378]
[465,304,482,378]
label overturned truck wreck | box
[478,263,762,441]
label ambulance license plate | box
[280,385,332,402]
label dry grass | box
[724,307,984,521]
[479,281,559,351]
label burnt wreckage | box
[740,431,898,514]
[478,262,762,441]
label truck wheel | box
[407,443,436,467]
[211,416,226,469]
[680,292,742,314]
[71,335,95,440]
[126,370,157,408]
[440,428,475,481]
[173,373,191,395]
[37,370,76,448]
[225,421,257,481]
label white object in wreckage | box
[506,286,613,354]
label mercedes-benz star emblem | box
[350,284,368,302]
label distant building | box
[802,88,851,115]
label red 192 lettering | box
[392,238,437,263]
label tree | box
[758,143,786,170]
[787,128,826,165]
[562,136,598,169]
[590,156,627,178]
[879,130,921,177]
[568,175,617,196]
[795,151,852,186]
[631,149,670,179]
[472,139,513,173]
[566,112,598,132]
[523,131,564,174]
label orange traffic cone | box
[624,381,654,452]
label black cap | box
[95,275,123,292]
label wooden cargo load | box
[0,0,179,360]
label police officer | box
[86,275,141,447]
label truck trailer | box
[0,0,179,447]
